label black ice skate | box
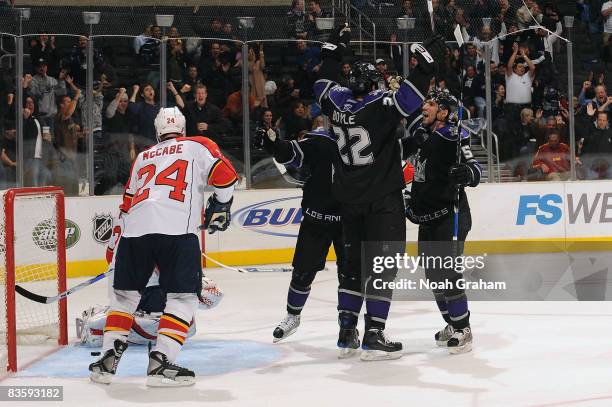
[360,329,403,361]
[89,339,128,384]
[146,351,195,387]
[337,326,360,359]
[435,324,454,347]
[447,327,473,354]
[272,313,300,343]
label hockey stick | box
[15,270,112,304]
[427,0,435,34]
[452,24,467,243]
[202,253,293,273]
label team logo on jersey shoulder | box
[92,213,113,244]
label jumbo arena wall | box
[46,181,612,278]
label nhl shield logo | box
[92,214,113,244]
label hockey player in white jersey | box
[89,107,238,387]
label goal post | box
[1,187,67,373]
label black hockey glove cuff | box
[202,195,233,234]
[448,163,475,186]
[253,127,278,152]
[321,23,351,61]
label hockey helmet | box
[425,88,459,123]
[154,107,186,142]
[349,62,384,95]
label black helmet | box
[425,88,459,123]
[349,62,383,95]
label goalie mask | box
[154,107,186,142]
[349,62,384,95]
[425,88,459,124]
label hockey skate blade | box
[337,347,359,359]
[89,372,113,385]
[146,375,196,387]
[272,327,297,343]
[359,349,403,361]
[449,342,472,355]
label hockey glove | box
[202,195,233,234]
[253,127,277,151]
[387,75,404,92]
[448,163,474,186]
[321,23,351,61]
[408,34,446,94]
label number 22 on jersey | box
[332,125,374,166]
[131,159,189,206]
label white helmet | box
[154,107,186,142]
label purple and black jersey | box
[313,79,424,204]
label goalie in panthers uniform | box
[314,24,446,360]
[77,216,224,348]
[403,88,481,354]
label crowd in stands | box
[1,0,612,193]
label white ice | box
[2,263,612,407]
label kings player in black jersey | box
[314,24,446,360]
[254,127,350,347]
[403,88,481,354]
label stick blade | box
[453,24,464,47]
[15,285,51,304]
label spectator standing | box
[138,26,162,66]
[248,44,267,109]
[178,84,231,140]
[339,62,351,88]
[103,87,134,193]
[603,1,612,46]
[306,0,330,41]
[128,83,160,148]
[30,33,59,77]
[287,0,307,39]
[67,36,103,88]
[22,95,52,187]
[134,24,153,55]
[26,61,67,127]
[182,65,202,102]
[0,123,16,188]
[505,43,535,124]
[53,76,82,196]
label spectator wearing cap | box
[375,58,389,81]
[505,42,535,128]
[26,59,68,128]
[30,33,59,77]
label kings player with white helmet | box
[89,107,238,387]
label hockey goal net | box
[0,187,67,372]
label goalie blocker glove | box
[202,195,233,234]
[448,163,476,187]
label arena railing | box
[0,25,582,195]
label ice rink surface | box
[2,262,612,407]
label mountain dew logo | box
[32,218,81,251]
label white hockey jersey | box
[120,136,238,237]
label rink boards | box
[50,180,612,277]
